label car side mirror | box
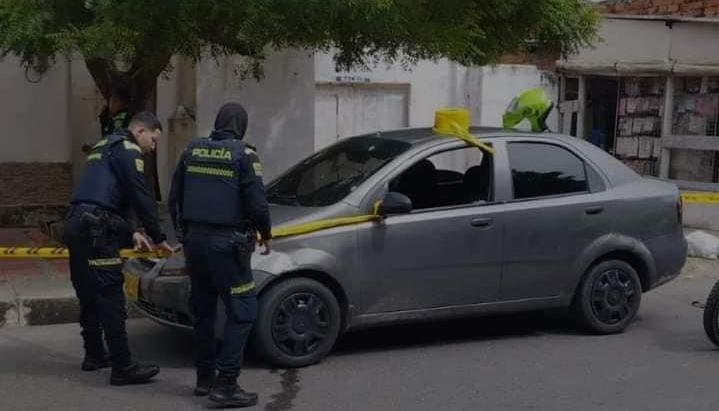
[377,192,413,216]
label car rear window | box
[508,142,589,199]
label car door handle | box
[585,206,604,215]
[470,217,493,227]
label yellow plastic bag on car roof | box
[432,108,496,155]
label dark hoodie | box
[168,102,272,240]
[210,102,248,140]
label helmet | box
[502,88,554,132]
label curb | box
[0,295,142,328]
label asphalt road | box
[2,258,719,411]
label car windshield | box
[266,136,412,207]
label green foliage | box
[0,0,598,103]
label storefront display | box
[614,77,664,176]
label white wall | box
[67,59,105,182]
[315,53,472,128]
[196,49,316,180]
[316,53,558,132]
[669,21,719,64]
[0,56,73,162]
[565,18,719,66]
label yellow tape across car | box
[270,108,495,239]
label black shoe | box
[81,355,110,372]
[209,377,258,408]
[110,362,160,386]
[193,371,216,397]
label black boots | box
[194,370,216,396]
[81,354,110,371]
[209,375,258,408]
[110,362,160,386]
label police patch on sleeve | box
[135,158,144,173]
[123,140,142,153]
[252,162,263,176]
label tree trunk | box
[84,59,163,201]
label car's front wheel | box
[573,260,642,334]
[253,278,341,368]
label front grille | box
[136,300,192,327]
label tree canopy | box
[0,0,599,107]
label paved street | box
[1,259,719,411]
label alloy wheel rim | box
[271,292,331,356]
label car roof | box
[367,127,574,147]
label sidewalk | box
[0,228,77,327]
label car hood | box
[134,203,355,274]
[269,204,319,226]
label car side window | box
[388,146,493,211]
[508,142,589,200]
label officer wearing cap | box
[64,111,175,385]
[169,102,271,408]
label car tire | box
[253,278,341,368]
[573,260,642,334]
[702,279,719,347]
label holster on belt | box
[231,230,257,254]
[80,210,131,242]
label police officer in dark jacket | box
[64,111,175,385]
[99,85,133,137]
[169,102,271,408]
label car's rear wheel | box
[573,260,642,334]
[702,279,719,347]
[253,278,341,368]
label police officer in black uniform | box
[99,84,133,137]
[64,111,175,385]
[169,102,272,408]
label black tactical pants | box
[64,204,132,370]
[184,226,258,379]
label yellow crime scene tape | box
[680,191,719,205]
[0,108,492,260]
[0,247,171,260]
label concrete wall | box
[476,65,559,130]
[670,21,719,63]
[67,59,105,183]
[0,57,77,206]
[0,56,72,162]
[315,54,557,132]
[196,49,316,181]
[570,19,672,65]
[315,53,472,128]
[565,18,719,66]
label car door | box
[498,140,612,301]
[357,145,505,314]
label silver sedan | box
[125,128,687,367]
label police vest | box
[181,137,248,226]
[71,134,138,211]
